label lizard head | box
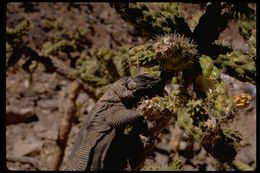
[127,73,166,98]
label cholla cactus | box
[6,19,33,68]
[42,40,72,55]
[111,2,255,166]
[129,33,198,72]
[138,96,173,134]
[153,33,198,71]
[217,51,255,84]
[6,19,33,44]
[141,158,184,171]
[110,2,192,36]
[75,47,141,97]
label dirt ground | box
[5,3,256,171]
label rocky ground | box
[6,3,256,171]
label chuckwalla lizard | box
[63,73,167,171]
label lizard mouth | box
[123,73,167,103]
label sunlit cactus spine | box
[129,43,157,68]
[129,33,198,76]
[6,19,33,43]
[42,40,71,55]
[216,51,255,85]
[153,33,198,71]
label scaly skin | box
[64,73,166,171]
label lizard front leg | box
[102,105,147,171]
[104,105,143,128]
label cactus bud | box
[153,33,198,71]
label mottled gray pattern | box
[64,74,166,171]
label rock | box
[36,99,59,111]
[182,164,196,171]
[40,141,61,170]
[237,146,256,165]
[178,141,189,151]
[33,123,58,140]
[154,151,169,165]
[13,140,43,158]
[193,142,201,153]
[169,124,184,152]
[6,106,38,125]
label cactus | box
[140,159,184,171]
[75,47,142,97]
[171,159,184,171]
[216,51,255,84]
[6,19,33,44]
[42,40,72,55]
[6,19,33,68]
[110,2,192,36]
[111,2,255,166]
